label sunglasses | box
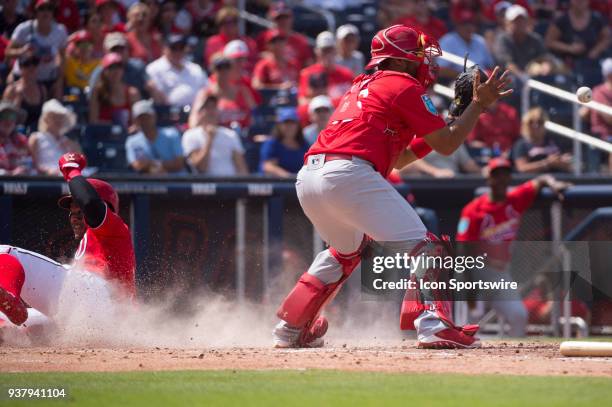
[529,119,544,126]
[169,44,186,51]
[21,58,40,67]
[0,111,17,121]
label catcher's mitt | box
[448,55,489,119]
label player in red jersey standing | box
[456,157,569,336]
[0,152,135,328]
[273,24,513,349]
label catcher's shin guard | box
[276,240,368,346]
[0,254,28,325]
[399,233,479,335]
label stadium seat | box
[81,124,130,173]
[62,87,89,124]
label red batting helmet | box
[366,24,442,87]
[58,178,119,213]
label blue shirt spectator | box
[125,100,186,174]
[260,107,309,177]
[438,10,494,80]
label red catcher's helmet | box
[366,24,442,87]
[58,178,119,213]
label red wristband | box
[410,137,433,158]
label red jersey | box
[73,206,136,299]
[257,30,313,69]
[591,83,612,138]
[253,56,300,87]
[468,102,520,152]
[456,181,537,264]
[298,63,354,104]
[307,71,446,176]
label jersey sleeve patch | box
[421,94,438,115]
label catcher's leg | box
[274,240,366,348]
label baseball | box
[576,86,592,103]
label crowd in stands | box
[0,0,611,177]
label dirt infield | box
[2,341,612,377]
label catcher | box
[0,153,135,331]
[273,24,513,349]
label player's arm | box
[393,136,434,169]
[58,153,106,228]
[531,174,572,201]
[424,67,512,156]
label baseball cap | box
[487,157,512,173]
[336,24,359,40]
[70,31,93,44]
[494,1,512,16]
[104,32,128,51]
[505,5,528,21]
[101,52,123,68]
[308,95,333,115]
[34,0,54,9]
[212,56,232,71]
[165,34,187,47]
[0,101,26,123]
[263,29,287,44]
[454,9,478,24]
[268,2,292,19]
[277,107,299,122]
[132,99,156,118]
[223,39,249,59]
[602,57,612,78]
[316,31,335,50]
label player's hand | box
[58,152,87,181]
[472,66,513,110]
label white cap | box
[223,39,249,59]
[308,95,333,115]
[316,31,335,49]
[602,58,612,78]
[132,99,155,118]
[505,4,528,21]
[336,24,359,40]
[41,99,76,131]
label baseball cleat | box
[417,327,482,349]
[0,287,28,326]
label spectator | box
[438,9,495,80]
[335,24,364,76]
[390,0,448,41]
[589,58,612,172]
[146,34,208,108]
[190,57,255,130]
[89,32,164,102]
[53,0,80,33]
[89,52,140,127]
[252,29,299,90]
[298,31,354,106]
[257,2,313,69]
[78,10,106,59]
[223,39,262,105]
[0,0,26,38]
[493,5,548,78]
[125,99,186,174]
[484,1,511,53]
[303,95,333,145]
[0,101,32,175]
[403,144,481,177]
[64,31,100,90]
[6,0,68,98]
[468,100,520,155]
[97,0,125,34]
[182,92,248,175]
[260,107,309,177]
[155,0,192,36]
[512,107,572,173]
[2,53,47,131]
[183,0,220,38]
[125,2,162,64]
[544,0,611,86]
[29,99,81,176]
[204,7,257,71]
